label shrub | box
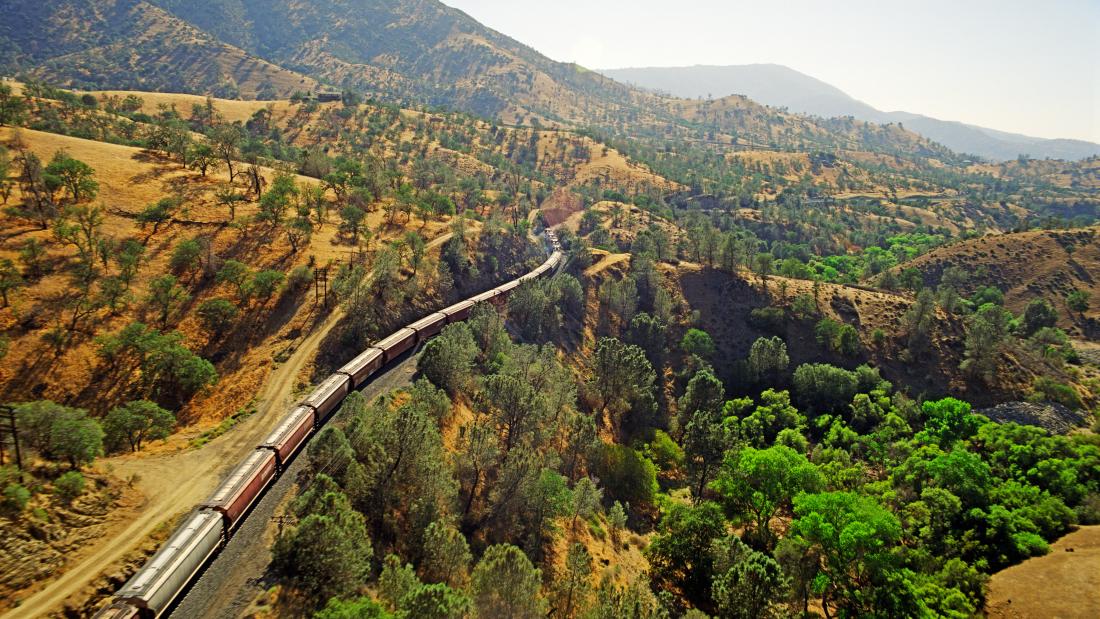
[1030,377,1083,409]
[748,307,786,334]
[2,483,30,514]
[53,471,85,504]
[647,430,685,473]
[590,443,658,507]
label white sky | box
[442,0,1100,143]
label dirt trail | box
[4,307,345,618]
[6,231,455,618]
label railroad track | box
[94,230,562,618]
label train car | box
[92,601,142,619]
[409,312,447,342]
[495,279,522,297]
[440,299,476,323]
[259,405,315,467]
[471,289,499,304]
[337,347,384,388]
[201,449,277,529]
[301,373,351,422]
[114,509,223,617]
[374,327,417,363]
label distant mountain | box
[0,0,957,161]
[601,64,1100,161]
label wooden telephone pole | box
[0,405,22,470]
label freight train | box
[94,231,563,618]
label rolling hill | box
[601,64,1100,162]
[0,0,319,98]
[1,0,969,164]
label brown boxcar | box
[472,289,499,304]
[337,347,384,388]
[201,449,277,529]
[375,327,417,363]
[302,373,351,422]
[441,299,476,323]
[259,405,315,467]
[410,312,447,342]
[495,279,521,296]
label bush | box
[748,307,786,334]
[53,471,85,504]
[791,363,859,414]
[647,430,685,473]
[287,265,314,291]
[590,443,658,507]
[1030,377,1083,409]
[2,483,30,514]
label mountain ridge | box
[601,63,1100,161]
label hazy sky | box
[442,0,1100,143]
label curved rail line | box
[94,230,563,619]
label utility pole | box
[0,405,22,470]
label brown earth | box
[896,227,1100,339]
[986,525,1100,619]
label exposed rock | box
[979,401,1091,435]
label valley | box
[0,2,1097,618]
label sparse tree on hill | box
[103,400,175,452]
[146,274,189,328]
[45,152,98,203]
[1067,290,1090,315]
[197,298,239,337]
[188,142,218,176]
[209,124,244,182]
[0,258,23,307]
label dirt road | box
[5,233,460,618]
[5,306,345,618]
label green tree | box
[1067,289,1090,315]
[187,141,218,176]
[710,535,790,619]
[712,445,823,548]
[961,303,1012,381]
[146,274,189,328]
[647,501,726,601]
[554,543,595,618]
[419,323,477,394]
[420,521,473,588]
[216,259,251,299]
[471,544,547,619]
[196,298,239,336]
[170,238,203,278]
[1022,299,1058,335]
[137,196,181,235]
[271,490,373,604]
[314,597,393,619]
[103,400,175,452]
[681,328,716,360]
[209,124,244,181]
[249,270,285,305]
[0,83,27,126]
[789,492,906,617]
[45,152,98,202]
[401,583,471,619]
[53,471,86,504]
[0,258,23,307]
[588,337,657,439]
[16,401,104,468]
[747,336,789,384]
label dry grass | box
[986,525,1100,619]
